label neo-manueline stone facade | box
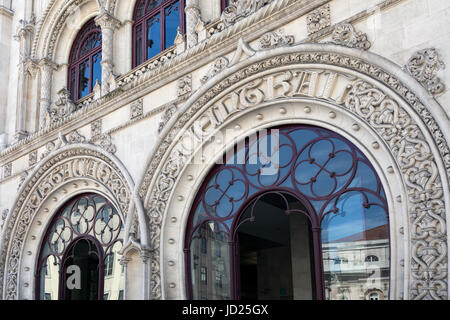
[0,0,449,300]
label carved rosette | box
[331,23,371,50]
[0,147,132,299]
[405,48,446,96]
[140,49,449,300]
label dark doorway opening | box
[236,193,316,300]
[62,238,101,300]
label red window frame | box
[68,18,102,101]
[132,0,185,68]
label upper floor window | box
[133,0,185,68]
[68,18,102,101]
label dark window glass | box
[68,19,102,101]
[133,0,185,67]
[78,60,90,99]
[164,1,180,49]
[147,14,161,60]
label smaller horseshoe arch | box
[184,124,390,300]
[35,193,125,300]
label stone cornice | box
[0,0,329,165]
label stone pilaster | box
[95,11,121,95]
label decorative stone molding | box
[405,48,446,96]
[28,151,37,167]
[0,209,8,231]
[331,23,371,50]
[221,0,274,27]
[46,88,77,126]
[158,104,178,133]
[2,163,11,179]
[201,57,229,84]
[177,74,192,97]
[64,130,86,144]
[0,146,133,299]
[130,99,144,120]
[307,3,331,35]
[258,29,295,49]
[91,119,103,138]
[17,171,28,190]
[93,133,117,154]
[139,45,449,300]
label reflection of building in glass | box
[322,226,390,300]
[191,222,231,300]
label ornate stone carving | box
[0,209,8,230]
[1,148,132,299]
[405,48,445,96]
[307,3,331,35]
[200,57,229,84]
[258,29,295,49]
[331,23,371,50]
[221,0,274,27]
[28,151,38,167]
[64,130,86,144]
[17,171,28,190]
[185,0,201,48]
[46,88,76,126]
[158,104,178,133]
[91,119,103,137]
[130,99,144,120]
[94,133,117,154]
[177,74,192,97]
[3,163,12,179]
[139,50,449,300]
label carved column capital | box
[95,11,121,31]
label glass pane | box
[103,241,125,300]
[40,255,59,300]
[69,68,76,101]
[79,32,101,58]
[190,222,231,300]
[78,60,90,99]
[165,1,180,49]
[147,14,161,59]
[146,0,163,13]
[92,51,102,91]
[321,191,389,300]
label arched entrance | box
[184,125,390,300]
[35,193,124,300]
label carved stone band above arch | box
[138,43,449,300]
[0,144,135,300]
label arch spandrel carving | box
[138,44,449,300]
[0,145,134,300]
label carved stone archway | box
[0,143,136,300]
[138,43,449,300]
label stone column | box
[13,19,34,141]
[185,0,201,48]
[95,11,120,95]
[39,58,56,129]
